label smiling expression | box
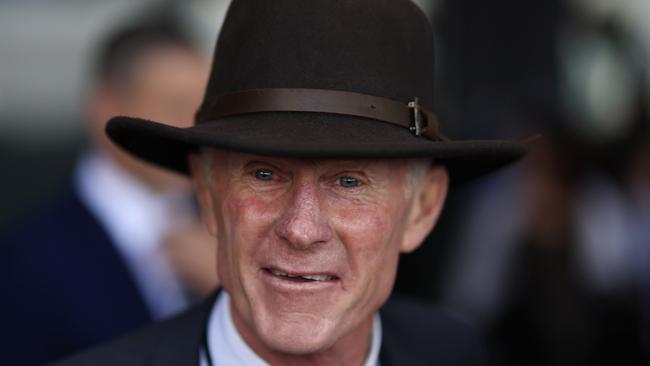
[191,149,447,360]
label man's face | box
[193,150,447,356]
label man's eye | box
[255,169,274,181]
[338,176,360,188]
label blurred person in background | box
[433,0,650,365]
[440,116,649,366]
[0,18,216,365]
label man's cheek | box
[336,207,391,243]
[334,208,394,273]
[230,193,279,230]
[350,210,378,229]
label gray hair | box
[201,148,215,185]
[405,158,433,199]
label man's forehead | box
[206,148,409,171]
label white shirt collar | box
[75,152,191,318]
[202,291,382,366]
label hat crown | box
[106,0,525,186]
[200,0,435,119]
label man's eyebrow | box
[315,159,374,170]
[237,155,372,167]
[236,156,295,168]
[241,160,291,175]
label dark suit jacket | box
[50,291,485,366]
[0,188,152,365]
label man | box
[0,21,215,365]
[52,0,527,365]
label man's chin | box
[255,316,339,355]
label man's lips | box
[262,267,339,283]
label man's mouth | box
[264,268,338,282]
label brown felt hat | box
[106,0,528,183]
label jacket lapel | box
[379,330,427,366]
[151,290,220,366]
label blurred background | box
[0,0,648,365]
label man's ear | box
[188,153,218,237]
[400,165,449,253]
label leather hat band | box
[196,88,444,141]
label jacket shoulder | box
[48,293,215,366]
[380,296,486,366]
[47,323,162,366]
[0,189,152,364]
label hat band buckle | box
[408,97,424,137]
[196,88,445,141]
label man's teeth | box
[269,269,335,281]
[302,274,334,281]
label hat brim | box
[106,112,528,184]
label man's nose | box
[274,180,333,249]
